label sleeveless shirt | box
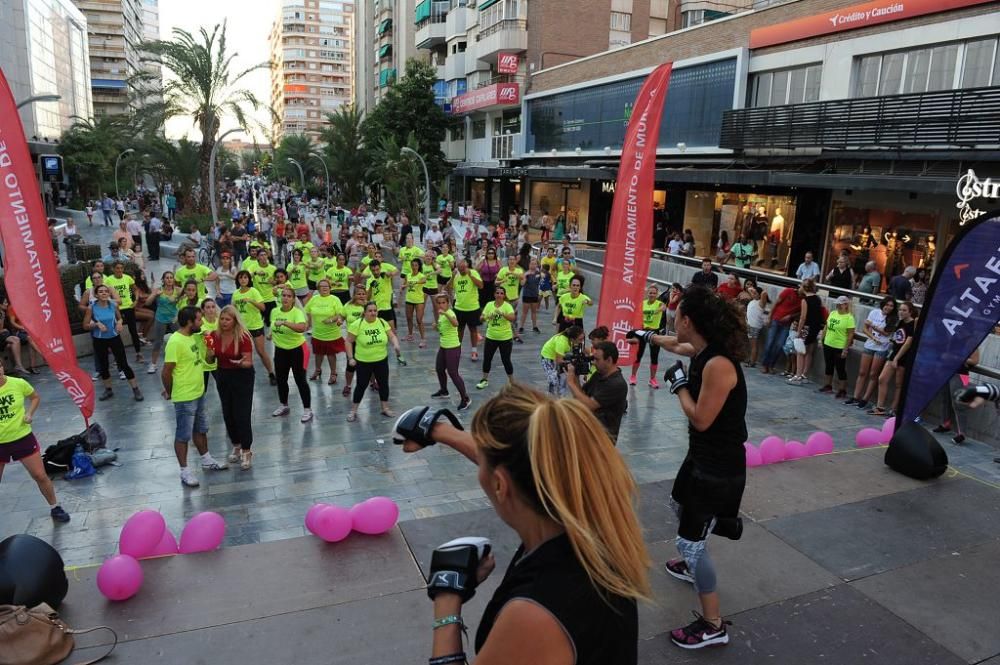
[475,533,637,665]
[685,344,748,476]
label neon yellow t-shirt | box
[540,333,572,361]
[252,263,277,302]
[104,273,135,309]
[422,263,439,291]
[200,317,219,371]
[0,377,34,443]
[232,287,265,330]
[436,254,455,280]
[306,258,326,283]
[175,263,212,301]
[325,266,353,292]
[293,240,315,256]
[437,309,460,349]
[559,292,591,320]
[453,270,482,312]
[824,311,857,350]
[349,317,390,362]
[399,246,424,275]
[365,265,398,310]
[642,299,664,330]
[555,269,575,296]
[343,302,365,327]
[305,294,344,341]
[497,266,524,301]
[164,332,205,403]
[482,301,515,341]
[287,261,308,290]
[270,306,307,350]
[241,256,257,273]
[405,271,427,305]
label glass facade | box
[525,57,738,152]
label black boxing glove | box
[626,329,655,342]
[665,360,689,394]
[392,406,464,448]
[957,383,1000,403]
[427,537,492,602]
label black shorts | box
[423,287,438,298]
[378,308,396,324]
[456,308,480,328]
[249,327,265,338]
[671,459,746,542]
[333,290,350,303]
[0,432,40,464]
[522,296,539,304]
[263,301,277,326]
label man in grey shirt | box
[857,261,882,294]
[146,214,163,261]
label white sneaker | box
[201,455,229,470]
[118,370,126,380]
[300,409,313,423]
[92,371,101,380]
[146,363,157,374]
[180,468,200,487]
[272,405,290,417]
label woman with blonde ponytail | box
[397,382,650,665]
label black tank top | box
[475,533,638,664]
[686,344,748,476]
[804,294,824,334]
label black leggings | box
[275,345,311,408]
[122,308,142,355]
[482,338,513,376]
[216,367,254,450]
[634,335,661,365]
[436,346,468,398]
[94,336,134,380]
[823,344,848,380]
[353,358,390,403]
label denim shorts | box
[174,395,209,442]
[862,347,890,359]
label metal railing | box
[720,85,1000,151]
[491,134,517,159]
[476,18,527,40]
[550,240,1000,381]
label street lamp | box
[287,158,305,192]
[309,151,330,217]
[15,94,60,110]
[401,146,431,225]
[114,148,134,199]
[209,128,241,224]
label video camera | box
[560,345,593,375]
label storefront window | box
[529,181,588,239]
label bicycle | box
[197,238,219,268]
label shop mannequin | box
[752,204,768,265]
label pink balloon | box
[855,427,885,448]
[759,436,786,464]
[350,497,400,535]
[313,505,353,543]
[805,431,834,456]
[140,527,178,559]
[881,417,897,439]
[179,512,226,554]
[119,510,166,558]
[305,503,332,535]
[96,555,143,601]
[744,442,763,468]
[784,441,809,460]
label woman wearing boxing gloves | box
[393,383,651,665]
[627,285,748,649]
[956,383,1000,463]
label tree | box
[362,58,453,211]
[273,134,317,190]
[319,104,367,206]
[140,22,267,212]
[366,133,423,221]
[58,115,129,202]
[144,138,200,209]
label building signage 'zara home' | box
[749,0,995,49]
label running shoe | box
[180,468,200,487]
[629,375,637,386]
[118,370,126,380]
[855,400,868,410]
[518,327,524,334]
[92,371,101,380]
[132,387,144,402]
[476,379,489,390]
[835,390,847,399]
[649,378,660,389]
[147,363,157,374]
[844,397,858,405]
[786,375,804,384]
[272,405,290,417]
[952,434,966,445]
[50,506,71,523]
[98,389,114,401]
[471,351,479,362]
[817,385,833,393]
[301,409,314,423]
[670,612,731,650]
[201,456,229,470]
[458,397,471,411]
[664,559,694,584]
[431,390,450,398]
[533,327,541,334]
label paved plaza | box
[1,218,999,662]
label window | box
[472,118,486,139]
[749,64,822,106]
[963,38,997,87]
[479,0,519,30]
[609,11,631,32]
[450,124,465,141]
[681,9,703,27]
[854,37,999,97]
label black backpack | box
[42,435,85,475]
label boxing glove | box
[392,406,464,448]
[956,383,1000,403]
[626,329,655,343]
[427,537,492,601]
[665,360,689,394]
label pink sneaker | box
[629,375,637,386]
[649,378,660,389]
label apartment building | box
[270,0,356,142]
[73,0,144,116]
[140,0,162,107]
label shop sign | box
[498,53,519,74]
[601,181,616,194]
[496,167,526,177]
[956,169,1000,225]
[450,83,520,114]
[561,183,581,190]
[749,0,994,49]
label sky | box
[158,0,275,143]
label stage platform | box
[61,447,1000,664]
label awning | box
[378,68,397,87]
[377,44,392,58]
[415,0,430,23]
[376,18,392,35]
[478,0,500,9]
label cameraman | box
[566,341,628,443]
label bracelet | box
[429,654,466,665]
[433,615,464,630]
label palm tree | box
[58,115,130,201]
[273,134,316,187]
[366,133,422,219]
[141,22,267,212]
[145,137,200,209]
[319,105,367,206]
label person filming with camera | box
[564,341,629,443]
[392,383,651,665]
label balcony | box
[720,85,1000,152]
[475,18,527,64]
[444,51,466,81]
[491,133,519,160]
[415,1,449,49]
[446,6,473,39]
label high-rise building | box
[270,0,355,142]
[139,0,162,107]
[1,0,93,142]
[353,0,420,115]
[73,0,144,116]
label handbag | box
[0,604,116,665]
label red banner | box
[0,70,94,422]
[450,83,520,114]
[598,63,673,367]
